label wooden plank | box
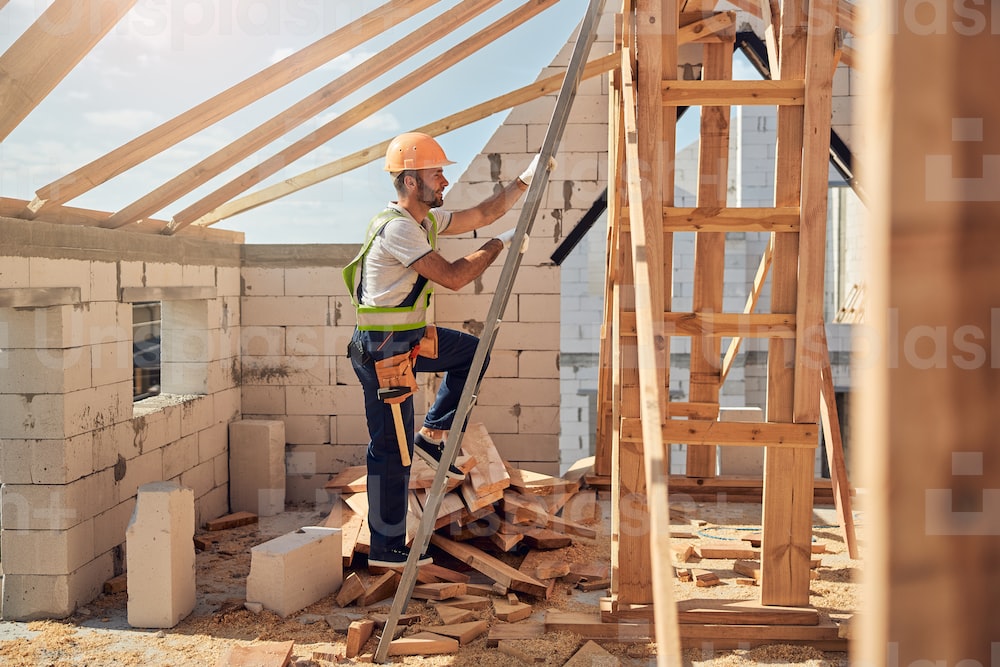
[360,571,399,606]
[504,463,579,497]
[193,51,619,227]
[544,610,651,641]
[696,540,759,560]
[662,80,805,105]
[686,40,733,479]
[460,423,511,497]
[621,418,818,448]
[522,527,573,550]
[500,490,550,526]
[169,0,559,233]
[335,572,366,608]
[763,0,806,610]
[817,326,859,558]
[0,0,137,143]
[649,206,799,232]
[216,640,294,667]
[617,311,795,337]
[419,620,488,645]
[386,631,459,656]
[678,12,735,44]
[733,559,762,580]
[619,8,682,659]
[793,0,837,422]
[321,498,363,567]
[428,594,492,611]
[411,582,467,601]
[204,512,257,531]
[720,236,775,383]
[677,619,845,649]
[677,598,818,625]
[563,640,622,666]
[487,622,546,645]
[26,0,439,213]
[429,534,549,598]
[345,619,375,659]
[435,605,476,625]
[493,599,533,622]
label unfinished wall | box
[0,217,240,620]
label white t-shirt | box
[360,203,453,308]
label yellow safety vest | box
[343,209,438,331]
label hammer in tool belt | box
[377,386,411,466]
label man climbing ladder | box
[344,131,553,568]
[369,0,606,661]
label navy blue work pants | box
[348,325,488,557]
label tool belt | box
[374,350,419,404]
[417,325,438,359]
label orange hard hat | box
[384,132,455,172]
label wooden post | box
[856,1,1000,664]
[685,38,733,478]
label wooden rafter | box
[0,0,136,144]
[191,52,620,227]
[102,0,503,230]
[166,0,560,235]
[23,0,441,216]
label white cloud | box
[358,112,400,133]
[84,109,163,132]
[269,47,296,65]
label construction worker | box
[344,132,553,568]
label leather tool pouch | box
[417,325,438,359]
[374,351,418,403]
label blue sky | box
[1,0,610,244]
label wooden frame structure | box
[598,0,857,659]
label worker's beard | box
[416,175,444,208]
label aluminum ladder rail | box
[372,0,607,660]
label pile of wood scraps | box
[323,423,599,573]
[314,423,606,658]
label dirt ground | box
[0,493,860,666]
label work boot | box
[413,433,466,480]
[368,546,432,568]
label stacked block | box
[125,482,196,628]
[245,526,342,617]
[229,419,286,516]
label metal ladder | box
[372,0,606,660]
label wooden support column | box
[685,38,733,478]
[760,0,809,607]
[857,3,1000,664]
[611,0,667,606]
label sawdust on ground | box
[0,495,861,666]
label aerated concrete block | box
[125,481,196,628]
[228,419,285,517]
[717,407,765,476]
[245,526,342,618]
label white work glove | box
[494,228,530,253]
[518,153,557,186]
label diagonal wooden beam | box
[720,235,774,382]
[166,0,560,235]
[102,0,503,230]
[24,0,441,216]
[191,52,619,227]
[0,0,136,143]
[621,32,682,667]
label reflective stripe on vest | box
[342,209,437,331]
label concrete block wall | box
[238,245,368,506]
[0,217,240,620]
